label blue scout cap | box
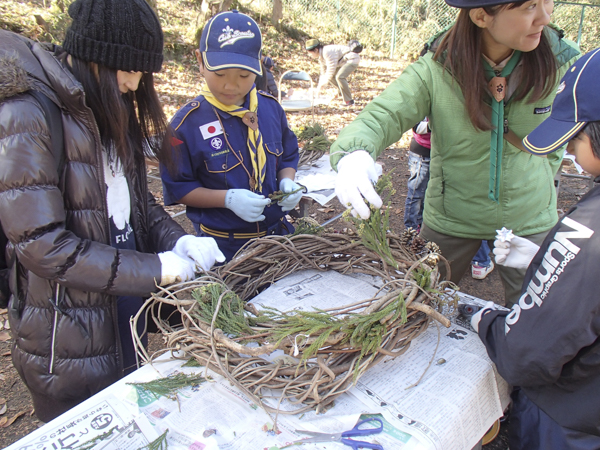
[523,48,600,155]
[200,10,262,75]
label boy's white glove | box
[173,235,226,271]
[470,301,496,333]
[157,251,196,286]
[278,178,304,212]
[225,189,270,222]
[335,150,382,220]
[493,236,540,270]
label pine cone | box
[424,241,441,265]
[400,227,418,247]
[425,241,440,255]
[410,236,427,255]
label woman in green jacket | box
[331,0,579,306]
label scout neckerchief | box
[482,51,521,203]
[201,85,266,192]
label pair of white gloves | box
[224,178,304,222]
[157,179,304,286]
[336,152,541,267]
[158,235,225,286]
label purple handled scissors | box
[293,417,384,449]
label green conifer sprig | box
[73,426,119,450]
[344,172,398,269]
[139,429,169,450]
[259,294,407,379]
[128,372,209,401]
[191,283,252,336]
[413,267,431,289]
[295,122,332,153]
[291,217,323,236]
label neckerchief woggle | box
[201,85,267,192]
[482,51,521,203]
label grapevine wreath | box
[133,176,456,417]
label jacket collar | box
[0,30,85,113]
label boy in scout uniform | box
[161,11,300,260]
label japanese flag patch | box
[199,120,223,140]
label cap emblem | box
[218,26,255,47]
[556,81,566,95]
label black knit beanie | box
[63,0,164,73]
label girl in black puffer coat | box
[0,0,224,422]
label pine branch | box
[128,372,209,401]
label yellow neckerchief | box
[201,85,266,192]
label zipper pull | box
[504,118,509,134]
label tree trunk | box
[272,0,283,30]
[219,0,234,13]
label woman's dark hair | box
[70,57,176,174]
[434,4,557,131]
[582,121,600,160]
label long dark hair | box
[70,58,175,174]
[434,4,557,131]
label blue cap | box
[523,48,600,155]
[200,11,262,75]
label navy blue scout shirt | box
[161,90,299,233]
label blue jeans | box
[472,240,492,267]
[404,151,430,230]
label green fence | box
[252,0,600,58]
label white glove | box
[335,150,382,219]
[157,251,196,286]
[470,301,496,333]
[278,178,304,212]
[173,235,226,271]
[493,236,540,270]
[225,189,270,222]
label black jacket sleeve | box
[478,187,600,389]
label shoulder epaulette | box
[258,90,277,101]
[171,97,203,131]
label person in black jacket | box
[0,0,224,422]
[471,48,600,450]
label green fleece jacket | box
[330,28,579,239]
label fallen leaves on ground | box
[0,410,27,428]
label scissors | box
[293,417,384,449]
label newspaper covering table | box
[7,270,510,450]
